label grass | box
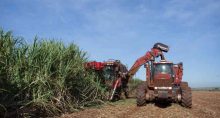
[0,29,106,117]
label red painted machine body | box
[84,43,191,107]
[173,63,183,84]
[84,61,105,70]
[84,59,128,101]
[129,43,191,108]
[146,61,183,87]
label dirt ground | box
[60,91,220,118]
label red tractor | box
[127,43,192,108]
[84,59,129,101]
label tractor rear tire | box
[181,82,188,88]
[181,82,192,108]
[136,82,147,106]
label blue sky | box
[0,0,220,87]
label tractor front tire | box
[136,82,147,106]
[181,82,192,108]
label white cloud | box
[163,0,220,26]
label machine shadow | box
[153,101,172,108]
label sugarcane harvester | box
[128,43,192,108]
[84,59,129,101]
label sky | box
[0,0,220,87]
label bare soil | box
[60,91,220,118]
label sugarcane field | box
[1,0,220,118]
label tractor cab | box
[103,65,116,80]
[153,61,174,79]
[152,61,174,88]
[154,63,172,75]
[103,60,120,81]
[146,60,174,89]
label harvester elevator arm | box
[127,43,169,80]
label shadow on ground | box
[154,101,172,108]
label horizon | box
[1,0,220,88]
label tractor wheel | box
[111,87,121,101]
[124,87,129,99]
[181,81,188,88]
[136,82,147,106]
[181,82,192,108]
